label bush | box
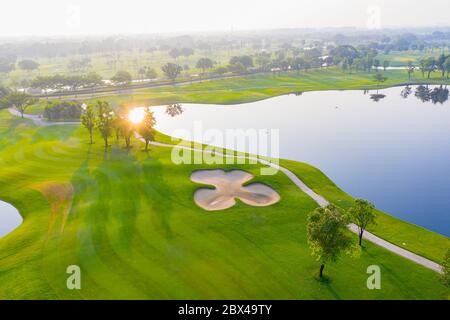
[43,101,82,120]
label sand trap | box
[191,169,280,211]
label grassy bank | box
[0,110,449,299]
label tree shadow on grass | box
[140,157,174,239]
[313,274,341,300]
[67,147,163,297]
[31,125,78,144]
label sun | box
[128,108,145,124]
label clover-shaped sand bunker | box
[190,169,281,211]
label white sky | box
[1,0,449,37]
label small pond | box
[0,200,22,238]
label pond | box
[152,85,450,237]
[0,200,22,238]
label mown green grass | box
[20,67,450,263]
[376,49,450,67]
[80,67,449,107]
[0,110,449,299]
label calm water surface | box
[153,85,450,237]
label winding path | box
[7,108,443,273]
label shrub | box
[43,101,82,120]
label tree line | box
[30,72,103,94]
[81,101,156,151]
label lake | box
[0,200,22,238]
[152,85,450,237]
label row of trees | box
[418,54,450,79]
[21,48,450,94]
[30,72,103,93]
[0,57,40,73]
[81,101,156,151]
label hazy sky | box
[1,0,449,36]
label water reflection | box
[165,103,184,117]
[400,85,413,99]
[415,85,432,102]
[430,85,449,104]
[413,85,449,104]
[370,94,386,102]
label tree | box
[85,72,103,87]
[43,100,82,120]
[228,62,246,74]
[0,57,15,73]
[196,58,214,73]
[437,54,449,77]
[444,57,450,79]
[81,104,96,144]
[307,204,353,278]
[161,63,182,82]
[418,59,426,78]
[330,45,360,65]
[18,59,40,71]
[138,67,146,80]
[348,199,376,246]
[0,86,9,99]
[145,67,158,80]
[341,59,348,73]
[229,56,253,69]
[215,66,228,75]
[293,57,306,73]
[137,107,156,151]
[181,47,194,57]
[425,57,437,79]
[111,70,132,85]
[373,73,387,93]
[383,60,390,72]
[95,101,114,147]
[407,61,415,81]
[169,48,181,60]
[115,105,135,148]
[373,59,380,71]
[255,53,272,71]
[441,249,450,288]
[0,91,37,118]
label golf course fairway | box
[0,108,449,300]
